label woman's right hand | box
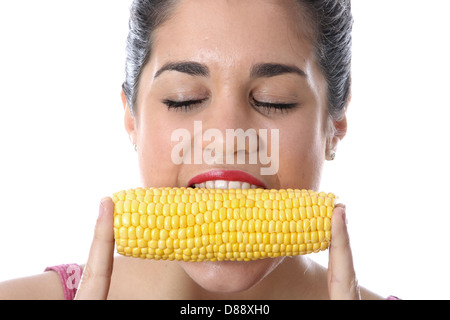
[75,197,115,299]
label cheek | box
[136,115,181,187]
[277,117,326,189]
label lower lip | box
[188,170,267,188]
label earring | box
[328,150,336,161]
[133,144,137,152]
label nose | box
[198,94,261,165]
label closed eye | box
[252,98,298,114]
[162,97,298,113]
[162,98,207,111]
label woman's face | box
[124,0,341,293]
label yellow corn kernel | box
[112,187,336,262]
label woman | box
[0,0,387,299]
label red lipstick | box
[187,170,267,188]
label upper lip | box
[187,170,267,188]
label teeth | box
[193,180,261,189]
[228,181,241,189]
[214,180,228,189]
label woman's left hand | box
[327,204,361,300]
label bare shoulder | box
[0,270,66,300]
[360,287,385,300]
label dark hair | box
[122,0,177,117]
[122,0,353,121]
[301,0,353,121]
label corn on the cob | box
[112,187,336,262]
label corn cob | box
[112,187,336,262]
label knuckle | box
[349,276,361,299]
[79,264,92,285]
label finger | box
[327,204,361,300]
[75,197,115,300]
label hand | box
[327,204,361,300]
[75,197,115,300]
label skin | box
[0,0,382,300]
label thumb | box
[75,197,115,300]
[327,204,360,300]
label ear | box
[327,114,347,160]
[122,90,137,145]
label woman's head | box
[121,0,352,293]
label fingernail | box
[341,207,348,225]
[98,198,108,218]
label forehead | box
[150,0,315,69]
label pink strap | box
[45,264,83,300]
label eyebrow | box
[154,61,210,78]
[250,63,307,79]
[154,61,306,79]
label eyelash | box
[251,99,298,114]
[162,98,297,113]
[162,99,206,111]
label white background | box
[0,0,449,300]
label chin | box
[179,257,284,293]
